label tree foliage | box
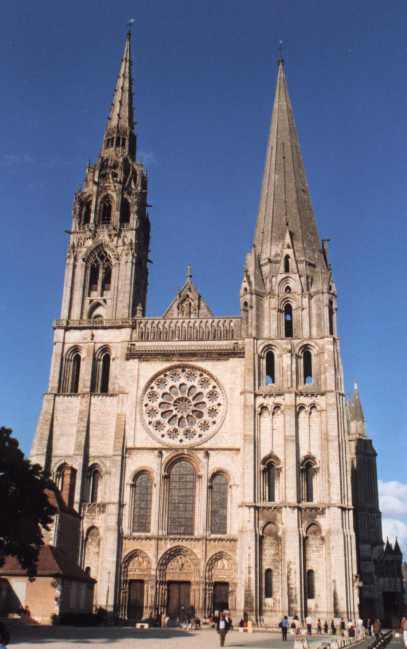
[0,427,56,577]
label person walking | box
[317,619,322,634]
[400,617,407,648]
[0,622,9,649]
[323,621,329,634]
[306,615,313,635]
[331,619,337,635]
[280,616,289,641]
[217,613,230,647]
[373,619,381,639]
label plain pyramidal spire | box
[254,58,323,267]
[102,31,136,158]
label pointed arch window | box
[167,460,196,536]
[120,198,131,225]
[132,471,153,533]
[87,466,101,503]
[265,350,275,385]
[265,568,273,598]
[89,263,99,294]
[92,348,111,394]
[87,247,112,298]
[62,348,81,393]
[284,304,293,337]
[101,264,111,294]
[328,300,334,335]
[306,569,315,599]
[210,472,228,534]
[303,350,313,384]
[284,255,290,273]
[99,196,112,225]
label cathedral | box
[30,33,404,625]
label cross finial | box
[277,40,284,65]
[127,17,135,35]
[186,264,192,281]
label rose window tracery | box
[142,365,226,446]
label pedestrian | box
[306,614,313,635]
[280,616,289,641]
[340,618,346,636]
[217,612,230,647]
[373,619,381,639]
[400,617,407,649]
[367,619,372,636]
[317,619,322,634]
[331,619,336,635]
[324,621,329,634]
[0,621,9,649]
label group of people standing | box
[278,615,385,640]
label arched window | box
[120,198,131,225]
[82,200,91,225]
[87,247,112,298]
[132,472,153,533]
[265,463,276,502]
[167,461,196,536]
[210,473,228,534]
[55,464,66,492]
[92,348,111,394]
[328,300,334,335]
[284,255,290,273]
[306,569,315,599]
[302,461,314,502]
[62,348,81,393]
[303,350,313,384]
[265,568,273,598]
[284,304,293,337]
[99,196,112,225]
[265,350,275,385]
[87,466,101,503]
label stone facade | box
[30,35,399,624]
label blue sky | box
[1,1,406,550]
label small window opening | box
[89,469,100,503]
[120,198,131,225]
[284,304,293,337]
[265,568,273,598]
[284,255,290,273]
[266,464,275,502]
[306,569,315,599]
[303,350,313,384]
[101,265,111,294]
[328,300,334,335]
[100,353,110,394]
[82,201,91,224]
[265,351,275,385]
[304,462,314,502]
[285,286,291,293]
[89,263,99,294]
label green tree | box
[0,427,56,577]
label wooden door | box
[167,581,191,619]
[127,579,144,621]
[213,581,229,613]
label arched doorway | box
[120,550,152,621]
[156,546,200,621]
[205,552,237,616]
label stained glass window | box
[167,461,196,535]
[210,473,228,534]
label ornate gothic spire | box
[254,60,323,267]
[349,383,367,438]
[102,31,136,158]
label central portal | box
[167,581,191,619]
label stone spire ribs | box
[254,60,324,270]
[102,31,136,158]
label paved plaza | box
[5,625,395,649]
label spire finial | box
[127,17,135,35]
[277,40,284,65]
[186,264,192,282]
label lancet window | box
[131,471,153,533]
[87,247,112,298]
[92,347,111,394]
[264,568,273,598]
[87,465,101,503]
[120,198,131,225]
[99,196,112,225]
[284,254,290,273]
[284,304,293,337]
[303,349,313,384]
[264,463,276,502]
[265,350,275,385]
[61,347,81,393]
[301,460,315,502]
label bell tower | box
[60,31,150,322]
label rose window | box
[142,365,226,446]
